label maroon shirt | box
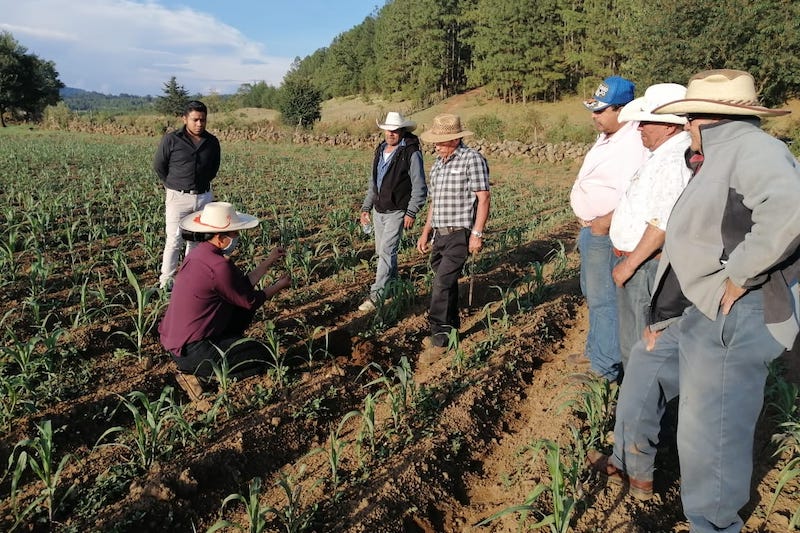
[159,241,268,356]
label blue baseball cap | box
[584,76,636,111]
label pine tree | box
[155,76,190,117]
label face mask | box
[221,235,239,255]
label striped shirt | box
[429,144,490,229]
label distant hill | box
[59,87,156,113]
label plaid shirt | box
[429,143,490,229]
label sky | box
[0,0,383,96]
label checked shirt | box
[429,143,490,229]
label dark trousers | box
[174,306,270,379]
[428,229,469,347]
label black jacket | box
[153,127,221,192]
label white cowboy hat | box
[377,111,416,131]
[419,113,474,143]
[180,202,259,233]
[618,83,688,125]
[653,69,790,117]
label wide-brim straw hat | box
[180,202,259,233]
[618,83,688,125]
[654,69,790,117]
[420,113,474,143]
[377,111,416,131]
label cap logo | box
[595,83,609,98]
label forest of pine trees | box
[286,0,800,106]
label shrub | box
[468,114,506,142]
[279,78,322,128]
[507,108,546,144]
[545,115,595,144]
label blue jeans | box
[677,291,783,533]
[612,319,681,482]
[616,256,658,370]
[578,227,621,379]
[370,209,406,300]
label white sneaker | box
[358,299,376,312]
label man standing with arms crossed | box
[154,100,221,291]
[416,114,490,362]
[358,112,427,312]
[569,76,648,381]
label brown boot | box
[420,337,447,365]
[175,373,205,402]
[586,449,653,501]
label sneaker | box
[358,299,376,312]
[586,449,653,500]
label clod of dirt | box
[350,337,377,367]
[129,479,175,502]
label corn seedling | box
[209,467,317,533]
[15,420,76,524]
[765,361,799,423]
[110,264,167,362]
[5,440,42,530]
[477,439,579,533]
[261,325,290,388]
[363,356,416,440]
[764,364,800,528]
[310,411,359,493]
[546,241,572,282]
[96,386,198,470]
[558,374,618,451]
[766,419,800,529]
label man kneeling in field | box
[158,202,290,401]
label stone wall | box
[48,121,591,162]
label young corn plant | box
[5,440,42,530]
[206,339,270,414]
[362,356,416,442]
[208,467,318,533]
[310,411,360,493]
[96,386,198,470]
[352,393,379,465]
[111,264,167,364]
[19,420,76,525]
[558,374,618,452]
[477,439,581,533]
[764,364,800,528]
[261,324,290,388]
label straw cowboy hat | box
[377,111,416,131]
[420,113,474,143]
[654,69,790,117]
[180,202,259,233]
[618,83,688,125]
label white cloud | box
[0,0,293,95]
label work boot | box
[419,337,447,365]
[586,449,653,500]
[175,373,204,402]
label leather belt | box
[174,187,209,194]
[613,247,662,260]
[434,226,466,236]
[612,247,631,257]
